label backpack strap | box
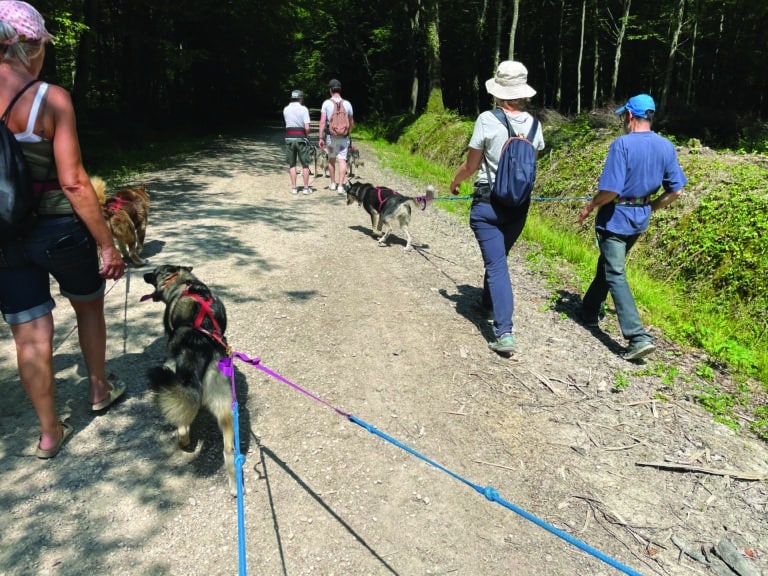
[492,108,539,142]
[525,117,539,143]
[2,79,40,123]
[491,107,513,137]
[483,108,513,185]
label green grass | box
[360,117,768,441]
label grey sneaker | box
[488,333,515,354]
[302,186,313,195]
[623,341,655,361]
[290,187,299,195]
[337,184,346,195]
[329,183,338,191]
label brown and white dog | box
[345,182,434,251]
[92,176,150,266]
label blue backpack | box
[485,108,539,207]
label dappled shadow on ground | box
[0,132,288,574]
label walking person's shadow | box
[438,283,495,341]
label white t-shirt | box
[283,101,310,131]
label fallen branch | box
[636,461,767,481]
[473,459,517,472]
[527,368,561,396]
[714,538,759,576]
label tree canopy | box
[31,0,768,146]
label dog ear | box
[181,265,194,272]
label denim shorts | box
[0,215,105,325]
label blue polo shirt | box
[596,131,687,235]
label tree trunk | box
[73,0,99,115]
[508,0,520,60]
[660,0,686,112]
[408,0,423,114]
[686,0,698,105]
[555,0,565,107]
[592,0,600,110]
[611,0,631,100]
[577,0,586,114]
[426,3,444,113]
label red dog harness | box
[182,289,230,353]
[375,187,397,213]
[105,197,134,212]
[374,186,429,212]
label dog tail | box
[91,176,107,205]
[148,366,203,426]
[414,185,435,210]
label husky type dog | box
[142,265,237,495]
[315,144,363,179]
[347,145,364,178]
[93,176,150,266]
[345,182,434,251]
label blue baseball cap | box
[615,94,656,118]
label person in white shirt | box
[318,79,354,194]
[282,89,312,195]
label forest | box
[30,0,768,149]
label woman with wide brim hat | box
[449,61,545,356]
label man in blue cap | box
[576,94,687,361]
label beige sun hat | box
[485,61,536,100]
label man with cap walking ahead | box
[577,94,687,361]
[283,89,312,195]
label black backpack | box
[0,79,41,237]
[484,108,539,207]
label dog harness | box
[105,196,134,212]
[182,288,230,353]
[374,186,430,212]
[375,187,396,213]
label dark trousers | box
[469,197,528,338]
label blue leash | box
[218,356,249,576]
[226,351,645,576]
[432,195,591,202]
[349,415,644,576]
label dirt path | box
[1,128,766,576]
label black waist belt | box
[614,195,651,206]
[285,129,306,137]
[473,183,491,203]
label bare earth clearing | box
[1,126,767,576]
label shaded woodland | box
[34,0,768,146]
